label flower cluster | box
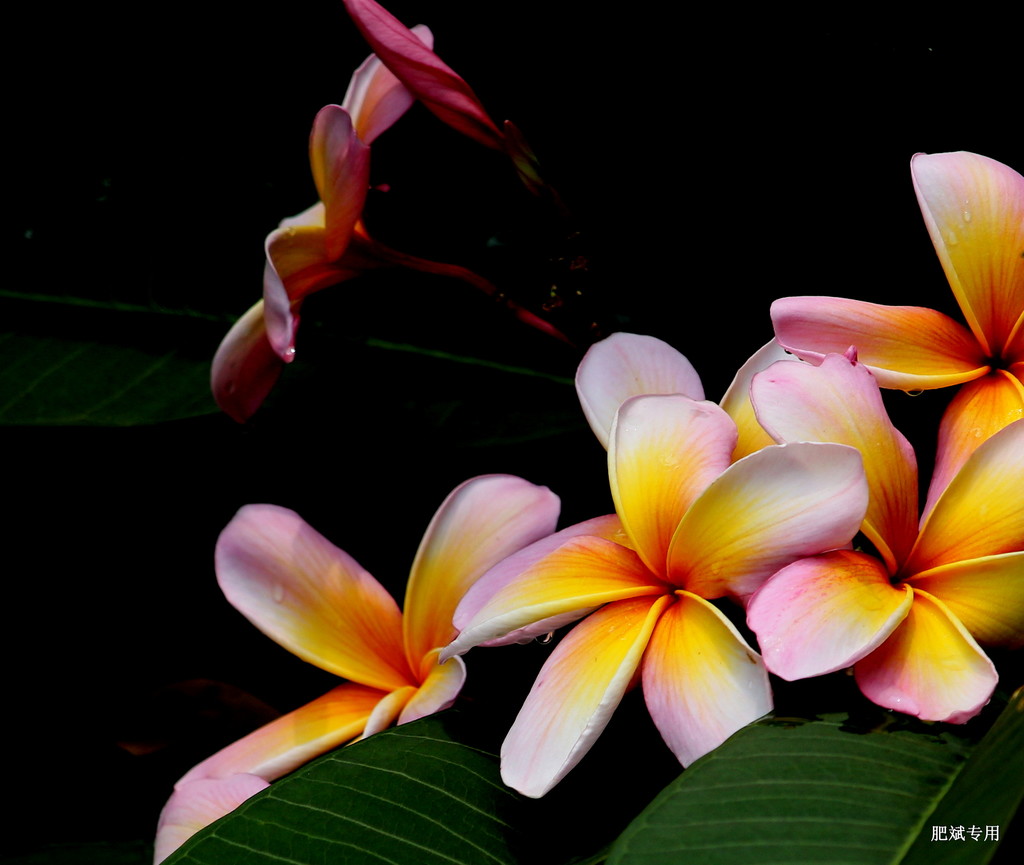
[154,2,1024,861]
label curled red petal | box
[342,0,504,149]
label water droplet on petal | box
[272,583,286,603]
[962,209,972,222]
[535,632,554,645]
[904,389,923,397]
[945,229,959,246]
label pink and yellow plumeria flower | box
[747,352,1024,723]
[153,474,559,861]
[443,394,868,796]
[771,151,1024,513]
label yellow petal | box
[771,297,989,389]
[923,371,1024,518]
[402,475,559,670]
[451,514,626,649]
[264,222,346,300]
[907,551,1024,648]
[912,151,1024,357]
[643,591,771,766]
[854,590,997,723]
[673,442,868,600]
[400,650,467,723]
[176,683,386,786]
[359,685,418,739]
[445,534,667,658]
[907,419,1024,573]
[719,340,793,461]
[216,505,414,691]
[610,394,737,577]
[500,595,672,797]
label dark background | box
[7,2,1022,860]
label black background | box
[7,2,1022,860]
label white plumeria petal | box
[576,332,704,448]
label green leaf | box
[607,710,995,865]
[165,713,526,865]
[0,331,216,425]
[0,294,222,426]
[900,687,1024,865]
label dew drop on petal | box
[535,632,554,645]
[272,583,286,603]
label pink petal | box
[719,339,793,460]
[451,514,625,648]
[771,296,988,389]
[309,105,371,260]
[341,0,504,150]
[923,371,1024,517]
[911,151,1024,357]
[672,442,869,601]
[500,595,672,797]
[575,332,704,449]
[444,533,665,659]
[342,25,433,145]
[907,418,1024,574]
[610,394,737,578]
[210,300,284,423]
[176,682,385,786]
[747,550,912,680]
[154,774,269,863]
[751,352,920,572]
[402,475,559,671]
[262,220,354,360]
[855,590,998,723]
[643,591,772,766]
[216,505,414,691]
[908,552,1024,649]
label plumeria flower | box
[771,151,1024,513]
[747,352,1024,723]
[210,30,424,422]
[211,30,563,423]
[153,474,559,861]
[575,331,792,459]
[443,394,868,796]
